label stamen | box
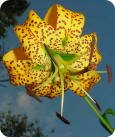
[106,64,112,83]
[60,73,65,117]
[56,112,70,125]
[96,71,107,74]
[76,82,101,111]
[94,99,101,111]
[76,82,96,104]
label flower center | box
[59,64,64,70]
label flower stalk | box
[83,96,114,134]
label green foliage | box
[49,48,78,61]
[0,111,45,137]
[99,108,115,133]
[0,0,30,38]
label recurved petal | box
[23,10,55,44]
[44,4,85,39]
[70,8,85,38]
[22,10,64,52]
[2,47,50,86]
[27,83,61,98]
[2,47,32,86]
[26,83,52,97]
[14,25,51,68]
[26,77,68,98]
[44,4,71,39]
[66,70,101,97]
[68,33,102,72]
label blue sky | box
[0,0,115,137]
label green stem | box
[83,96,114,134]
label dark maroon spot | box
[10,61,14,64]
[106,64,112,83]
[56,112,70,125]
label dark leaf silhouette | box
[0,0,30,39]
[0,111,45,137]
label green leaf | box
[102,108,115,124]
[32,65,45,70]
[99,108,115,133]
[59,53,77,61]
[49,49,79,61]
[62,36,68,46]
[103,108,115,121]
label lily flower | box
[3,4,105,119]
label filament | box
[96,71,107,74]
[76,81,96,104]
[60,73,65,117]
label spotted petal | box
[14,25,51,68]
[44,4,85,39]
[66,70,101,97]
[23,10,54,45]
[66,71,101,96]
[2,47,50,86]
[68,33,102,72]
[14,10,64,64]
[26,77,68,98]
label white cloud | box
[16,92,47,120]
[16,92,57,131]
[0,90,57,133]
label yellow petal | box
[44,4,71,39]
[48,80,68,98]
[26,83,52,97]
[23,10,64,52]
[14,25,51,68]
[45,33,64,52]
[32,82,62,98]
[26,77,68,98]
[70,8,85,38]
[69,33,102,71]
[24,10,64,52]
[44,4,85,39]
[23,10,55,44]
[27,68,50,85]
[2,47,50,86]
[3,47,31,85]
[66,70,101,97]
